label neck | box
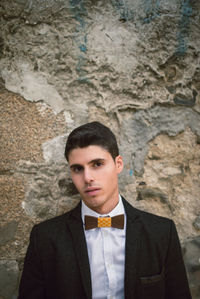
[96,200,119,215]
[86,193,120,215]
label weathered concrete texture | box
[0,174,33,260]
[120,105,200,175]
[0,87,67,254]
[0,0,200,297]
[125,127,200,241]
[0,0,199,118]
[42,135,67,163]
[0,89,66,170]
[0,260,19,299]
[0,221,18,246]
[18,161,79,220]
[193,216,200,231]
[1,60,65,114]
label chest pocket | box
[139,267,165,299]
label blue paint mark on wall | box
[143,0,160,23]
[175,0,192,55]
[69,0,88,80]
[79,34,87,53]
[112,0,134,22]
[79,44,87,53]
[129,169,134,176]
[112,0,161,23]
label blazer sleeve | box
[165,220,192,299]
[18,225,45,299]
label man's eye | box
[72,166,83,173]
[93,161,103,167]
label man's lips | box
[84,187,101,196]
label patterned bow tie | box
[84,214,124,230]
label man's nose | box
[83,169,94,183]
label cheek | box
[99,168,118,185]
[71,176,82,189]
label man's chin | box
[82,196,104,208]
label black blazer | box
[18,198,191,299]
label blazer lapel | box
[123,199,143,299]
[66,202,92,299]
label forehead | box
[68,145,112,165]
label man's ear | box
[115,155,124,174]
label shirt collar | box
[81,195,125,225]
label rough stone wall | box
[0,0,199,298]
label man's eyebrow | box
[90,158,105,161]
[70,158,105,169]
[70,164,83,169]
[89,158,105,164]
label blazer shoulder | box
[123,198,177,249]
[123,197,173,227]
[32,201,81,233]
[136,207,172,225]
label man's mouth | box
[85,187,101,196]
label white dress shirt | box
[81,196,126,299]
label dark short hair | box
[64,121,119,161]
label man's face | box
[68,145,123,214]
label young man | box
[18,121,191,299]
